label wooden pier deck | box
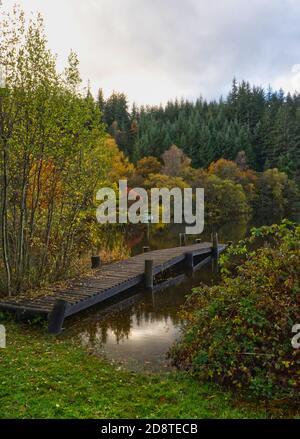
[0,242,225,333]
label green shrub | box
[170,220,300,398]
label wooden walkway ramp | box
[0,242,225,333]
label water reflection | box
[79,315,179,371]
[127,217,249,256]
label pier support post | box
[185,252,194,270]
[91,255,101,269]
[180,233,187,247]
[211,231,219,259]
[144,259,154,289]
[48,300,68,334]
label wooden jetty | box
[0,241,225,334]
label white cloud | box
[273,64,300,94]
[2,0,300,104]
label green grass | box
[0,321,269,419]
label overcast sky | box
[3,0,300,105]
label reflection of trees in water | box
[125,219,251,254]
[148,224,187,250]
[107,214,280,261]
[125,223,185,254]
[79,311,133,346]
[133,300,182,327]
[97,312,134,344]
[77,287,185,347]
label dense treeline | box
[98,80,300,186]
[130,150,298,227]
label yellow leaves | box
[136,156,162,178]
[233,317,242,325]
[105,136,134,181]
[282,360,292,369]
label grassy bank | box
[0,321,271,419]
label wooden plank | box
[64,274,143,317]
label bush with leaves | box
[170,220,300,399]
